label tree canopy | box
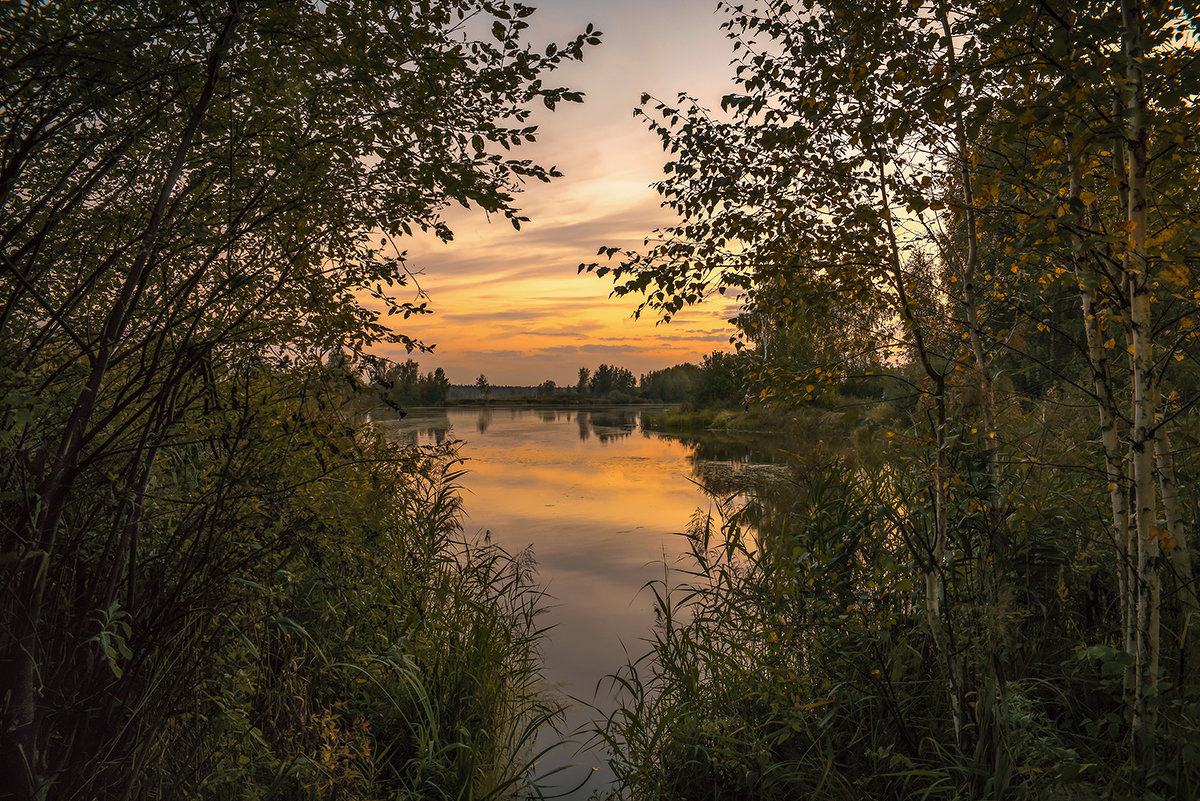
[588,0,1200,794]
[1,1,598,796]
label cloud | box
[363,0,743,385]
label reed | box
[595,424,1200,799]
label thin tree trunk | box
[1108,107,1140,703]
[1120,0,1161,767]
[939,11,1008,791]
[1070,133,1134,691]
[1152,416,1199,674]
[875,148,965,750]
[1,12,240,798]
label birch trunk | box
[1109,109,1139,700]
[1152,417,1199,673]
[1070,137,1134,691]
[1120,0,1161,766]
[940,11,1008,789]
[875,148,965,749]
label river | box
[371,405,780,799]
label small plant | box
[88,602,134,679]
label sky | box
[370,0,743,386]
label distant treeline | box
[369,359,452,406]
[368,352,749,407]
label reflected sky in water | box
[371,405,723,798]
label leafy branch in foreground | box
[1,1,599,797]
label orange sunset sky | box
[370,1,744,386]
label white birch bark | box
[1120,0,1161,764]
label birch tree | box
[589,0,1200,782]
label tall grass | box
[138,388,566,800]
[596,462,944,801]
[595,422,1200,800]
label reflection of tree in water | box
[391,429,420,448]
[676,431,785,466]
[586,409,637,443]
[679,430,855,544]
[576,410,589,441]
[477,408,492,435]
[685,457,811,549]
[369,408,451,447]
[415,409,451,445]
[643,428,793,540]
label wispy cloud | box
[367,0,741,384]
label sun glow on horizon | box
[363,0,741,386]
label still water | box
[372,405,777,798]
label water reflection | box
[583,409,637,443]
[374,405,654,445]
[368,405,819,799]
[370,407,450,447]
[374,405,740,799]
[666,429,789,465]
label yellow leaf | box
[1163,261,1189,286]
[1079,189,1097,206]
[1103,338,1116,349]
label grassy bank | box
[640,401,887,439]
[183,437,561,800]
[3,360,563,800]
[600,399,1200,800]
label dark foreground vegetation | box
[589,2,1200,800]
[1,2,598,798]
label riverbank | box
[441,396,671,408]
[640,400,892,438]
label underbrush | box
[168,435,563,801]
[596,417,1200,800]
[641,407,722,431]
[642,403,864,449]
[5,361,562,801]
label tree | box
[0,0,599,795]
[697,351,743,406]
[426,367,451,404]
[476,374,493,401]
[640,363,701,403]
[587,0,1200,790]
[588,363,635,397]
[577,366,591,396]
